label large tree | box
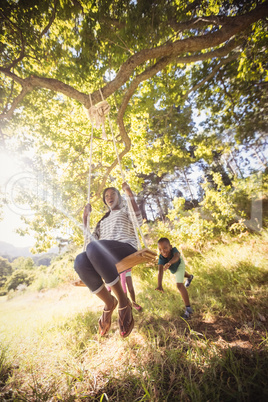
[1,0,267,248]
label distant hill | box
[0,241,32,258]
[0,241,58,266]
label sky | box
[0,152,36,247]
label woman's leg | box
[74,251,105,293]
[96,286,121,336]
[85,240,136,286]
[75,241,136,292]
[94,281,131,336]
[74,241,135,336]
[110,280,128,308]
[74,251,118,335]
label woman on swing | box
[74,182,142,338]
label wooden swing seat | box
[73,248,157,287]
[116,248,157,273]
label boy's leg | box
[125,272,142,311]
[125,272,134,300]
[120,271,127,294]
[176,283,190,306]
[175,258,193,318]
[185,274,194,288]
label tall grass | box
[0,232,267,401]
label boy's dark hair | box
[158,237,170,244]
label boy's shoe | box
[182,306,193,319]
[185,275,194,288]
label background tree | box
[1,0,267,249]
[5,269,35,291]
[11,257,35,271]
[0,256,12,289]
[0,256,12,277]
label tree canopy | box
[0,0,267,250]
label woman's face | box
[104,188,120,210]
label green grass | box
[0,233,267,401]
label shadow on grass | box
[96,348,268,402]
[140,265,268,345]
[91,312,268,402]
[131,259,268,400]
[193,263,268,323]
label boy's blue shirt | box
[158,247,181,274]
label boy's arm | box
[163,251,180,270]
[155,264,164,292]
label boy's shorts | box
[174,257,185,283]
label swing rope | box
[87,90,110,139]
[83,98,95,251]
[107,111,146,250]
[84,90,147,251]
[73,91,157,286]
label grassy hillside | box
[0,232,267,401]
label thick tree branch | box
[2,79,14,115]
[169,14,243,33]
[103,2,268,105]
[1,1,266,120]
[169,1,268,32]
[175,36,244,65]
[0,68,24,85]
[1,0,267,198]
[0,86,33,120]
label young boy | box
[155,237,194,319]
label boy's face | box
[158,241,172,258]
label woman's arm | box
[122,182,140,214]
[83,203,92,229]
